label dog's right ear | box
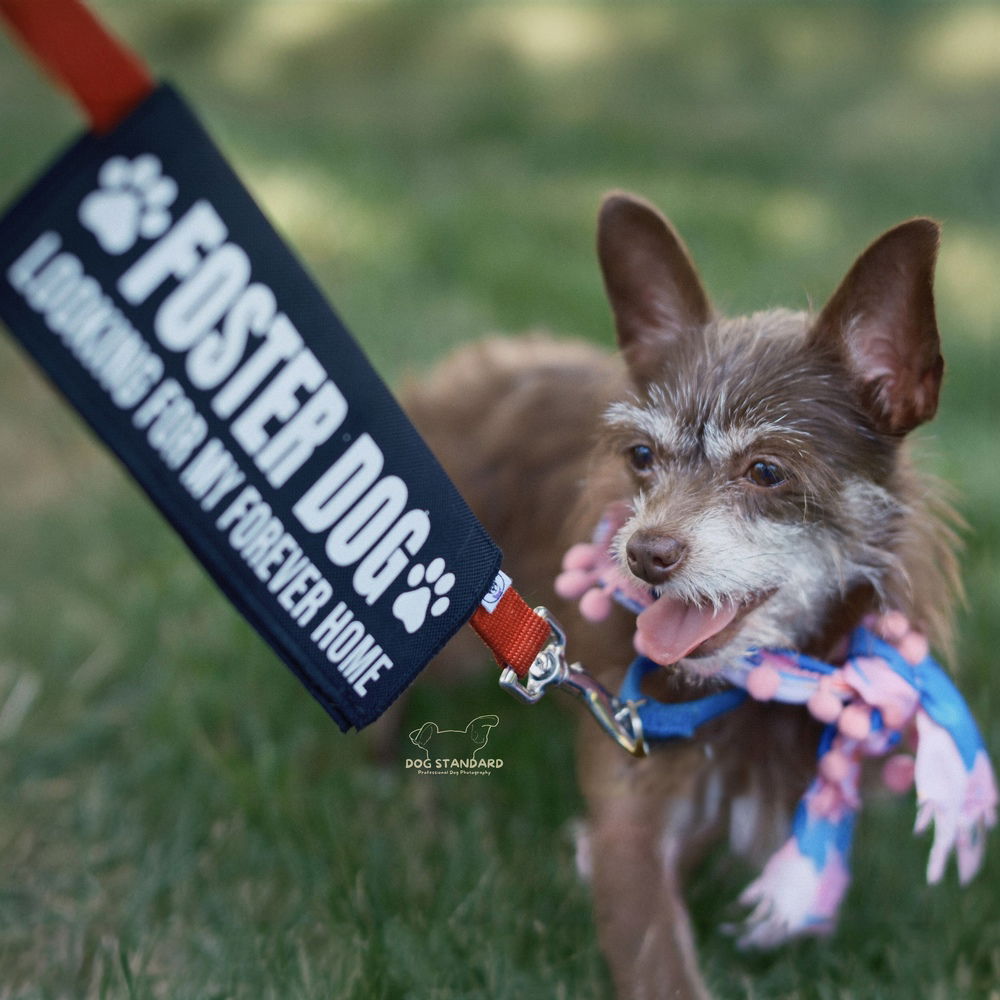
[597,192,712,383]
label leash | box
[489,602,649,757]
[0,0,646,749]
[471,578,649,756]
[0,0,153,132]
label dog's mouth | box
[633,590,774,666]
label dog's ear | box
[813,219,943,435]
[597,192,712,383]
[409,723,437,749]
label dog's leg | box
[590,818,712,1000]
[582,736,726,1000]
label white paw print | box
[392,558,456,635]
[78,154,177,255]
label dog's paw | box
[79,154,177,255]
[392,558,455,634]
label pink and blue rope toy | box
[556,508,997,947]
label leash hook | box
[499,607,648,758]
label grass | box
[1,2,999,997]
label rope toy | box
[556,507,998,946]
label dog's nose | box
[626,531,688,585]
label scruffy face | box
[603,312,903,676]
[596,194,944,678]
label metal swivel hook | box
[498,607,648,758]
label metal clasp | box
[498,607,648,758]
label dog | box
[401,192,960,999]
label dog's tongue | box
[634,593,741,665]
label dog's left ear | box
[813,219,943,435]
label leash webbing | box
[0,0,153,133]
[470,587,552,679]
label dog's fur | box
[401,193,960,999]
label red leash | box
[470,586,552,679]
[1,0,153,133]
[0,0,554,687]
[1,0,648,753]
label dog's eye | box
[627,444,655,473]
[746,460,787,488]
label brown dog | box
[402,192,960,999]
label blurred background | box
[0,3,997,997]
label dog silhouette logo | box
[409,714,499,753]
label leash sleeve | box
[0,0,555,722]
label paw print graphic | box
[78,154,177,255]
[392,558,456,635]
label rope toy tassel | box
[731,617,998,944]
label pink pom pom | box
[579,587,613,622]
[562,543,599,572]
[838,704,871,740]
[812,782,841,814]
[820,749,852,783]
[554,569,592,600]
[879,704,909,731]
[898,631,929,665]
[746,665,781,701]
[877,610,909,643]
[882,753,915,793]
[808,689,844,724]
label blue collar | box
[620,656,747,742]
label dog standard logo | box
[0,85,501,730]
[406,714,504,775]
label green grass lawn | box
[1,3,998,997]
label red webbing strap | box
[470,587,552,679]
[0,0,154,133]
